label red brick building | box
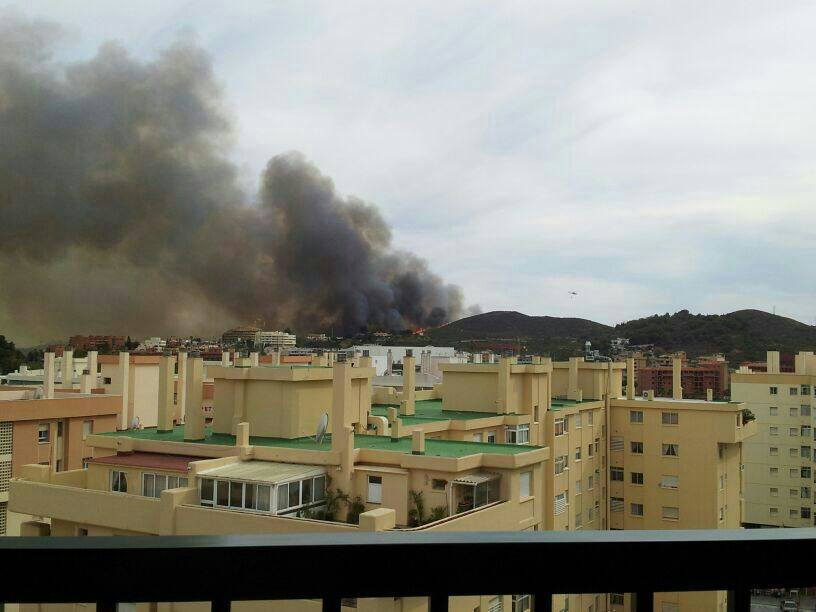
[68,335,127,352]
[636,360,730,399]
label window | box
[630,503,644,516]
[802,447,812,459]
[630,472,644,485]
[802,467,812,479]
[506,424,530,444]
[610,497,624,512]
[587,475,594,490]
[575,413,582,428]
[661,412,678,425]
[610,594,624,605]
[587,506,594,521]
[662,443,679,457]
[587,444,594,458]
[519,471,532,499]
[802,426,812,438]
[367,475,382,504]
[200,478,215,505]
[630,441,643,454]
[770,507,779,516]
[770,446,779,456]
[110,470,127,493]
[789,406,799,417]
[790,509,799,518]
[660,475,678,489]
[802,385,811,396]
[37,424,49,443]
[630,410,643,424]
[575,447,582,461]
[575,479,582,494]
[802,507,812,519]
[769,406,778,416]
[770,487,778,497]
[487,431,496,444]
[587,412,593,425]
[611,467,624,481]
[770,426,779,436]
[611,436,624,451]
[554,492,567,515]
[554,455,568,475]
[790,448,799,458]
[511,595,530,612]
[103,377,112,385]
[82,420,93,440]
[790,387,799,396]
[790,427,799,437]
[142,473,188,498]
[432,479,447,491]
[554,418,566,436]
[574,511,582,529]
[533,406,539,422]
[790,468,799,478]
[662,506,679,520]
[770,386,778,395]
[801,487,811,499]
[472,433,483,442]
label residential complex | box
[6,347,755,612]
[731,350,816,527]
[221,327,297,349]
[635,358,729,400]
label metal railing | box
[2,528,816,612]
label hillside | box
[427,309,816,361]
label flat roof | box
[199,461,325,484]
[550,398,604,411]
[100,426,542,458]
[371,399,512,423]
[89,451,203,471]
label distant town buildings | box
[221,327,296,350]
[636,358,729,400]
[68,335,127,352]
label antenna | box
[315,412,329,444]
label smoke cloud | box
[0,12,472,344]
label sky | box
[7,0,816,330]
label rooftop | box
[550,397,604,411]
[371,399,512,424]
[99,426,541,458]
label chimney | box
[250,352,259,367]
[767,351,780,375]
[176,350,188,423]
[706,388,714,402]
[61,349,74,390]
[184,353,205,441]
[386,349,393,374]
[118,352,130,430]
[672,357,683,400]
[221,351,230,367]
[80,369,93,394]
[391,417,402,441]
[567,357,582,401]
[157,352,176,432]
[412,429,425,455]
[271,349,281,366]
[387,406,398,424]
[401,350,415,416]
[43,352,56,399]
[86,350,98,387]
[626,358,635,400]
[236,421,250,447]
[646,390,655,401]
[331,360,354,491]
[497,356,512,412]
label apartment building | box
[10,353,546,612]
[731,350,816,528]
[0,353,119,535]
[635,359,729,400]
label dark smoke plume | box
[0,12,472,343]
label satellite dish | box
[315,412,329,444]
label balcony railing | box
[1,528,816,612]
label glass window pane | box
[289,480,301,508]
[257,485,271,511]
[201,478,214,501]
[142,473,155,497]
[230,481,243,508]
[179,477,188,488]
[120,472,127,493]
[313,476,326,501]
[302,478,313,505]
[216,480,229,506]
[277,483,288,510]
[244,483,255,509]
[168,476,179,489]
[155,475,167,497]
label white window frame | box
[367,475,383,504]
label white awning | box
[453,472,500,486]
[199,461,325,485]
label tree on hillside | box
[0,335,25,374]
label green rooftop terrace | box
[99,426,541,458]
[371,399,514,424]
[550,397,604,411]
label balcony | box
[2,529,815,611]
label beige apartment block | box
[99,353,160,430]
[731,350,816,527]
[9,354,754,612]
